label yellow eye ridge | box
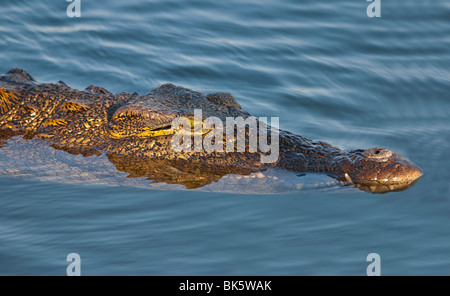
[138,128,179,138]
[107,127,180,139]
[138,118,212,138]
[108,118,213,139]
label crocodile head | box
[104,84,248,139]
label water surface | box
[0,0,449,275]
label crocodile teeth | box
[344,173,353,184]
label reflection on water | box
[0,136,345,194]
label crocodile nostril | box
[362,147,393,160]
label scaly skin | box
[0,68,423,193]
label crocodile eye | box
[107,106,180,139]
[111,106,178,126]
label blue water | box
[0,0,449,275]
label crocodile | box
[0,68,423,193]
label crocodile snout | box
[342,147,423,193]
